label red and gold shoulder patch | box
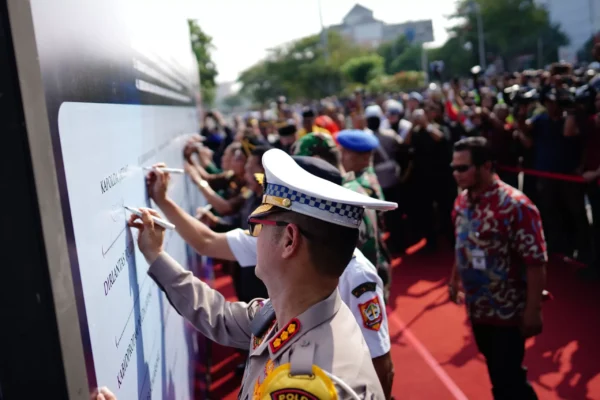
[253,319,277,350]
[358,297,383,331]
[270,389,318,400]
[269,319,301,353]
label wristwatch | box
[198,179,209,188]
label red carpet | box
[196,246,600,399]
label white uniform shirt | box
[225,228,391,358]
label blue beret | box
[337,129,379,152]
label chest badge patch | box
[269,388,319,400]
[265,359,275,376]
[269,319,301,353]
[358,297,383,331]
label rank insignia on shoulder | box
[269,319,300,353]
[351,281,377,298]
[358,297,383,331]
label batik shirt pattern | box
[452,180,547,325]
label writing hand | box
[127,208,165,264]
[146,162,170,205]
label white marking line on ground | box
[387,309,469,400]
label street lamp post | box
[318,0,329,63]
[470,1,486,70]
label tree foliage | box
[341,54,384,85]
[236,0,570,101]
[238,31,366,104]
[188,20,218,106]
[577,34,600,63]
[439,0,568,74]
[222,93,244,111]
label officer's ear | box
[280,223,302,260]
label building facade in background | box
[328,4,434,47]
[536,0,600,62]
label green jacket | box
[352,167,391,272]
[343,174,386,271]
[355,166,385,201]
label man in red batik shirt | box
[448,137,547,400]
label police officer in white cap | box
[128,149,396,399]
[145,152,394,396]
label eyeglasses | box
[247,217,313,239]
[247,217,289,237]
[450,164,474,173]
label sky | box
[184,0,458,83]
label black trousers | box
[471,323,538,400]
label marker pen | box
[124,206,175,230]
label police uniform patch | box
[351,281,377,298]
[253,335,262,350]
[358,297,383,331]
[269,319,300,353]
[265,359,275,376]
[269,389,319,400]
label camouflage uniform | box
[343,173,381,267]
[355,166,392,303]
[292,133,386,276]
[355,165,385,201]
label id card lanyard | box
[467,203,487,271]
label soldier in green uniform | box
[290,132,390,301]
[337,129,393,301]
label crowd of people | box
[94,59,600,399]
[201,60,600,279]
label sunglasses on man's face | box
[247,217,315,239]
[247,217,289,237]
[450,164,474,173]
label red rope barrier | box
[497,165,594,184]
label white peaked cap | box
[252,149,397,228]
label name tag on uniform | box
[471,249,487,270]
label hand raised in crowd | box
[183,141,199,162]
[127,208,165,264]
[183,135,204,161]
[197,146,214,168]
[146,162,171,206]
[184,160,202,184]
